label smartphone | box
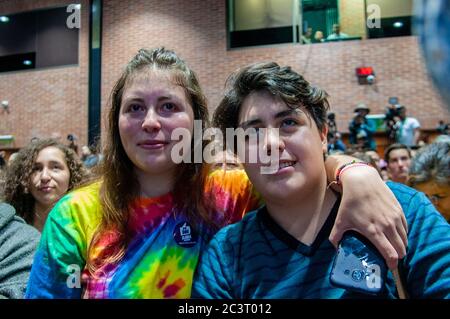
[330,231,387,295]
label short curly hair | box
[1,138,86,224]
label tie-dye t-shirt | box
[25,169,261,299]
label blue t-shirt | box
[192,182,450,299]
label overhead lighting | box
[0,16,9,23]
[74,4,81,10]
[393,21,403,28]
[23,60,32,66]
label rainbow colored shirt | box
[25,169,261,299]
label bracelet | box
[335,160,372,185]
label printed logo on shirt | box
[173,222,198,248]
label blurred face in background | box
[314,31,324,41]
[365,150,381,168]
[414,181,450,221]
[354,115,364,125]
[333,24,340,34]
[380,168,389,182]
[305,27,312,38]
[81,145,91,157]
[387,148,411,184]
[365,150,380,162]
[398,107,406,120]
[211,149,241,171]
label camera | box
[67,134,76,142]
[384,97,402,142]
[385,106,399,119]
[327,112,337,136]
[327,112,335,121]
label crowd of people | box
[301,24,351,44]
[327,105,449,224]
[0,0,450,297]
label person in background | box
[1,138,85,231]
[0,151,6,170]
[365,150,384,171]
[384,143,411,185]
[314,30,325,43]
[301,27,313,44]
[347,151,381,177]
[328,132,346,153]
[394,105,421,147]
[327,112,346,153]
[7,152,18,166]
[434,135,450,144]
[408,141,450,221]
[348,104,375,151]
[385,102,401,144]
[0,202,40,298]
[326,24,349,40]
[81,145,102,169]
[437,120,449,135]
[210,146,242,171]
[380,167,389,182]
[67,134,79,156]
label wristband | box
[335,160,372,185]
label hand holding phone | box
[330,231,388,295]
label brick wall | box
[101,0,448,135]
[1,0,448,149]
[0,0,89,149]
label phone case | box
[330,231,387,295]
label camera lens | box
[351,269,365,282]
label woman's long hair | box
[87,48,212,275]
